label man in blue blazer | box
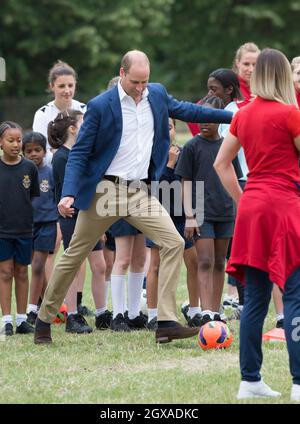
[35,50,233,344]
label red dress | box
[226,97,300,289]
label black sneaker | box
[200,314,213,327]
[95,310,112,330]
[276,318,284,329]
[77,304,95,317]
[126,312,147,330]
[187,313,202,328]
[213,313,227,324]
[65,313,93,334]
[146,317,158,331]
[27,311,38,326]
[2,323,13,336]
[181,302,190,323]
[16,321,34,334]
[110,313,131,332]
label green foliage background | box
[1,0,300,125]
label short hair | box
[48,60,77,86]
[251,48,297,106]
[0,121,22,138]
[48,109,83,149]
[22,131,47,153]
[107,76,120,89]
[233,42,260,72]
[291,56,300,71]
[209,68,243,100]
[121,50,150,73]
[200,95,224,109]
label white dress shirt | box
[105,81,154,180]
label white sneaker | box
[237,380,281,400]
[291,384,300,402]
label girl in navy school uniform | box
[0,122,40,336]
[22,132,58,325]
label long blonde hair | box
[251,48,297,106]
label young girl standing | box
[33,61,89,315]
[176,97,239,326]
[22,132,58,325]
[0,122,40,335]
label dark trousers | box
[240,267,300,384]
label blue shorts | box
[33,222,57,253]
[146,220,193,250]
[195,220,234,239]
[109,219,141,238]
[59,216,103,251]
[0,238,33,265]
[105,230,116,251]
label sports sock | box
[77,291,83,307]
[128,272,144,319]
[27,304,38,314]
[2,315,13,324]
[111,274,126,318]
[148,308,157,322]
[95,307,107,317]
[16,314,27,326]
[188,306,201,319]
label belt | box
[104,175,149,188]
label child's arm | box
[214,132,243,205]
[182,178,200,240]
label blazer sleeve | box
[62,99,101,198]
[161,85,233,124]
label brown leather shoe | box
[155,322,199,343]
[34,325,52,344]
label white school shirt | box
[32,99,86,165]
[105,82,154,180]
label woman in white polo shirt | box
[33,60,86,165]
[32,61,89,317]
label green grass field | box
[0,257,294,405]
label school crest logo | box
[22,175,31,189]
[40,179,49,193]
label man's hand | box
[58,196,75,218]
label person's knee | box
[198,257,214,272]
[0,266,14,283]
[115,257,131,272]
[90,259,106,276]
[32,259,46,277]
[14,264,28,281]
[214,257,226,273]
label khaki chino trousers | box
[39,180,184,323]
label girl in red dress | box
[214,48,300,402]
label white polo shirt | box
[105,81,154,180]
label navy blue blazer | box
[62,83,232,210]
